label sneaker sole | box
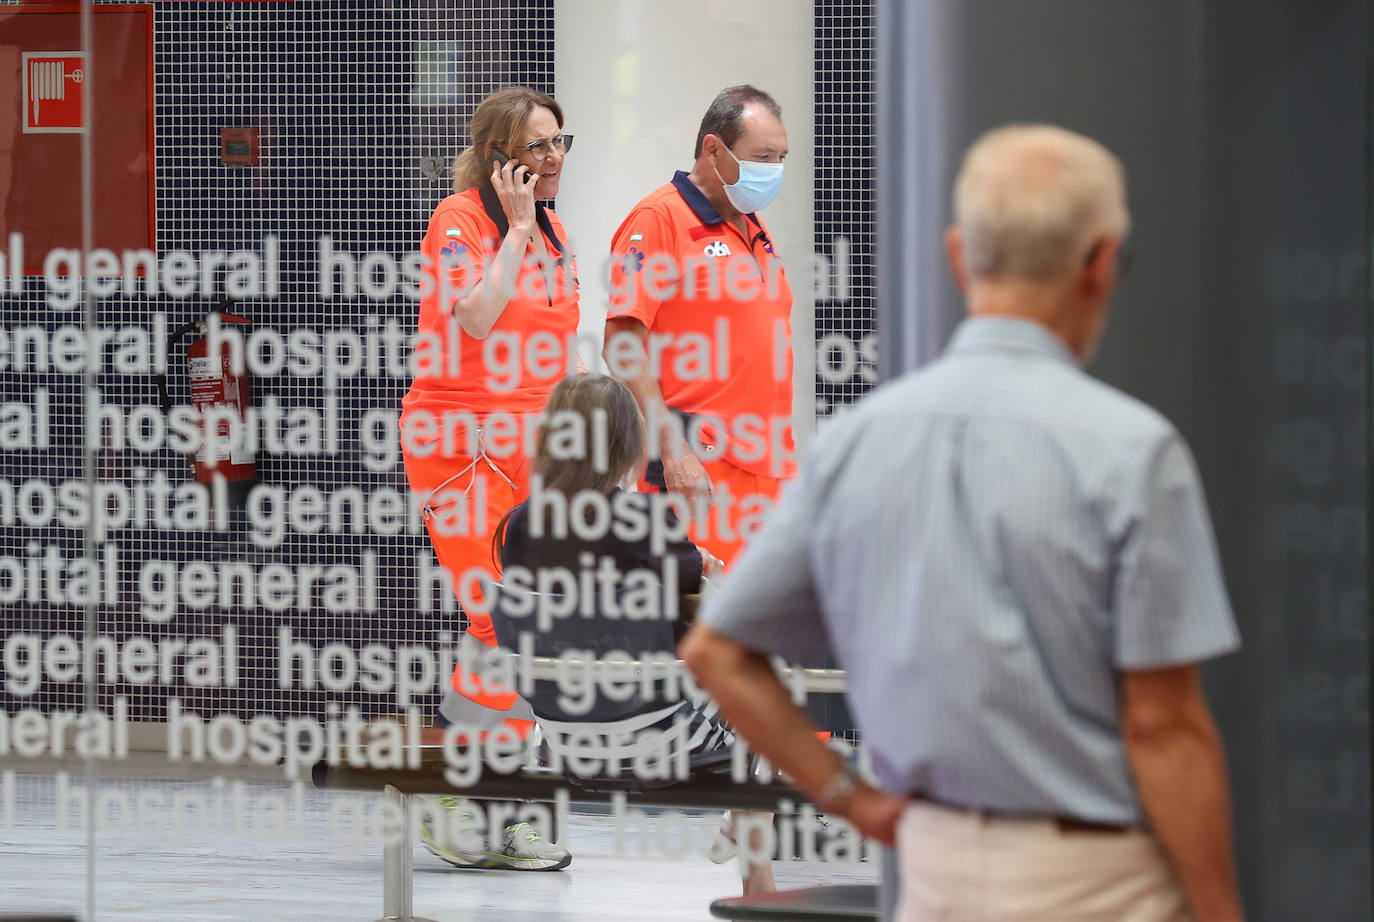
[706,839,738,865]
[481,851,572,872]
[422,828,571,872]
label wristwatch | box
[816,762,860,812]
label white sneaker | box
[419,796,487,868]
[706,812,737,864]
[485,821,572,871]
[419,797,571,871]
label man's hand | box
[604,316,716,519]
[665,453,713,513]
[698,546,725,580]
[683,625,906,848]
[846,786,908,847]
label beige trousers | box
[894,800,1194,922]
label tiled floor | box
[0,771,877,921]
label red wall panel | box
[0,6,154,271]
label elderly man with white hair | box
[683,124,1245,922]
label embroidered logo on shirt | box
[629,232,643,242]
[626,246,646,273]
[704,241,731,258]
[440,240,468,268]
[445,227,462,238]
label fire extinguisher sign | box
[22,51,85,134]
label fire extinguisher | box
[156,309,258,507]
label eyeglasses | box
[517,134,573,161]
[1084,238,1134,280]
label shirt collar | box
[671,170,760,228]
[945,315,1080,367]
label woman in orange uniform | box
[401,86,578,870]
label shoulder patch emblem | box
[440,240,469,268]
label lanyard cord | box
[420,425,517,520]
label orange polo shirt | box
[402,186,580,422]
[608,172,795,479]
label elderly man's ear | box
[944,226,969,293]
[1080,237,1123,300]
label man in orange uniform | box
[604,85,795,565]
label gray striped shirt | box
[701,316,1240,824]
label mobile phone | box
[489,150,534,184]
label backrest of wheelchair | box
[486,584,681,723]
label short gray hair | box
[953,125,1130,280]
[694,85,782,159]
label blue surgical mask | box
[715,144,784,213]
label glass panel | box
[1,1,881,918]
[7,2,1364,920]
[1,1,106,918]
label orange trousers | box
[640,457,786,568]
[404,435,534,738]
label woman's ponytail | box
[451,146,483,193]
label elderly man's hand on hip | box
[845,786,908,847]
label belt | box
[910,793,1132,835]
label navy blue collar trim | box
[477,182,567,263]
[671,170,760,230]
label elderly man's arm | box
[680,419,904,839]
[1122,665,1245,922]
[604,316,712,510]
[681,623,907,845]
